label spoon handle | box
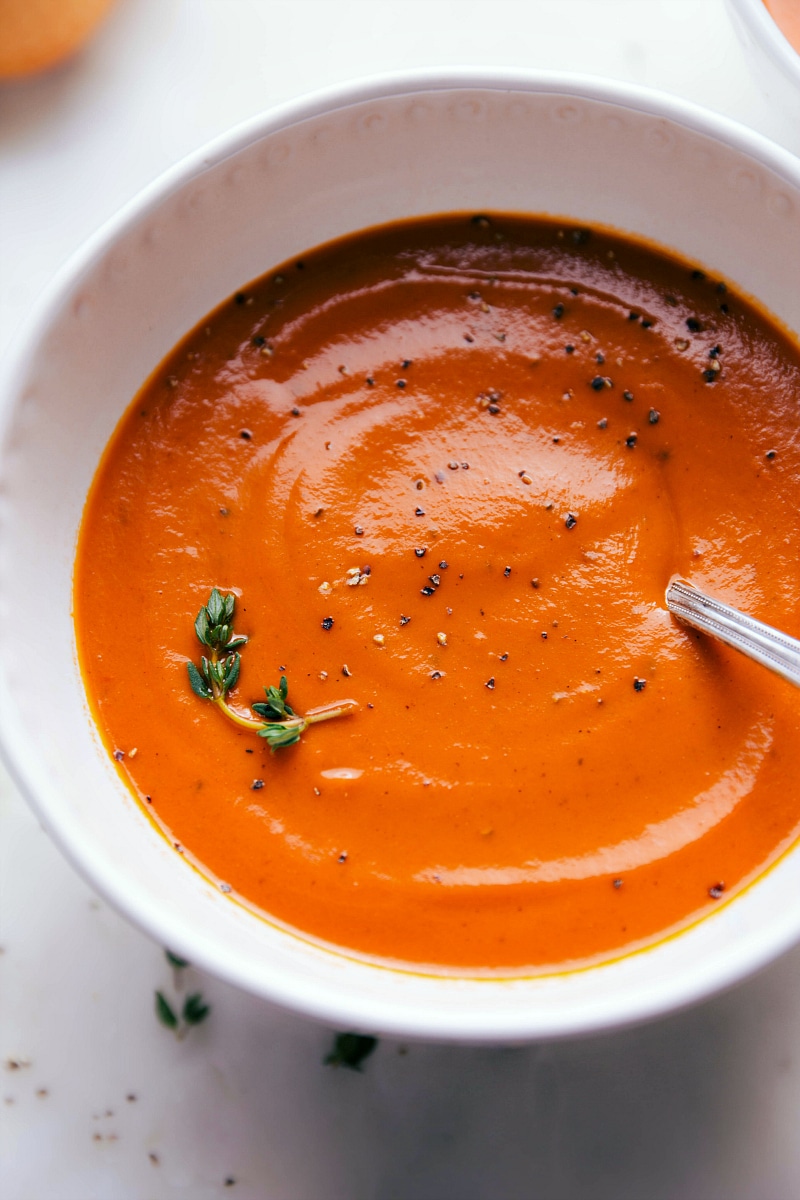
[665,578,800,689]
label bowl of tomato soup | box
[2,72,800,1041]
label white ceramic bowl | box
[726,0,800,140]
[2,71,800,1043]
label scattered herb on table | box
[187,589,357,751]
[165,949,190,970]
[325,1032,378,1071]
[155,989,211,1039]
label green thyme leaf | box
[258,723,303,752]
[222,653,241,693]
[257,677,295,720]
[165,950,190,969]
[263,685,287,718]
[194,606,210,645]
[325,1032,378,1071]
[223,592,235,622]
[225,635,248,651]
[155,990,179,1031]
[207,588,224,626]
[187,661,212,700]
[182,992,211,1026]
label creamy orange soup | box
[75,214,800,972]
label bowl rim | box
[726,0,800,81]
[4,67,800,1042]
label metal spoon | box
[665,578,800,688]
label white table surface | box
[3,3,800,1197]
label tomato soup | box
[74,215,800,973]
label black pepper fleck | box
[400,615,411,626]
[439,561,448,569]
[240,429,252,440]
[414,547,427,558]
[623,390,634,402]
[429,574,441,587]
[565,512,578,530]
[354,525,364,535]
[421,586,436,596]
[686,317,703,332]
[321,617,334,631]
[415,507,425,516]
[633,677,647,692]
[626,433,638,448]
[709,882,725,899]
[648,408,660,425]
[486,678,496,690]
[396,379,406,389]
[504,566,511,577]
[552,303,565,319]
[766,449,777,461]
[251,780,264,790]
[590,376,606,391]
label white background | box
[3,2,800,1197]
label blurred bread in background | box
[0,0,116,78]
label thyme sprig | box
[187,588,357,751]
[325,1032,378,1071]
[155,989,211,1038]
